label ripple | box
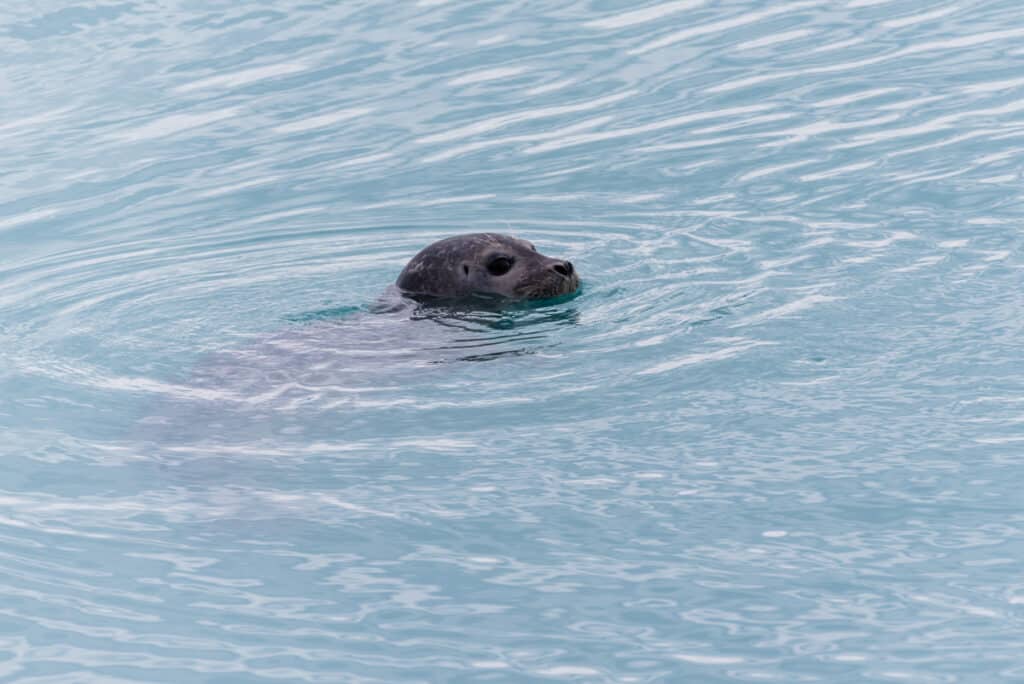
[881,5,960,30]
[448,66,528,86]
[272,107,373,134]
[0,209,61,232]
[629,2,819,55]
[525,104,774,154]
[173,62,309,93]
[415,90,635,145]
[112,108,242,142]
[584,0,707,30]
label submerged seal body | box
[396,233,579,301]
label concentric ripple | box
[2,0,1024,681]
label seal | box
[396,233,579,301]
[141,234,582,447]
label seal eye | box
[487,256,513,276]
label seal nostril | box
[552,261,573,277]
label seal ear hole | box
[462,264,469,276]
[486,256,514,276]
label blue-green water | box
[3,1,1024,681]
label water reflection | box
[418,301,582,363]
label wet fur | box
[396,233,579,301]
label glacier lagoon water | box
[2,0,1024,681]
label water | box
[2,0,1024,681]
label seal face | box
[396,233,579,301]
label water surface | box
[2,0,1024,681]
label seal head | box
[396,233,579,301]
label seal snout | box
[543,258,579,298]
[552,261,574,278]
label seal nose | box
[552,261,574,277]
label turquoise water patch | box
[285,304,365,322]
